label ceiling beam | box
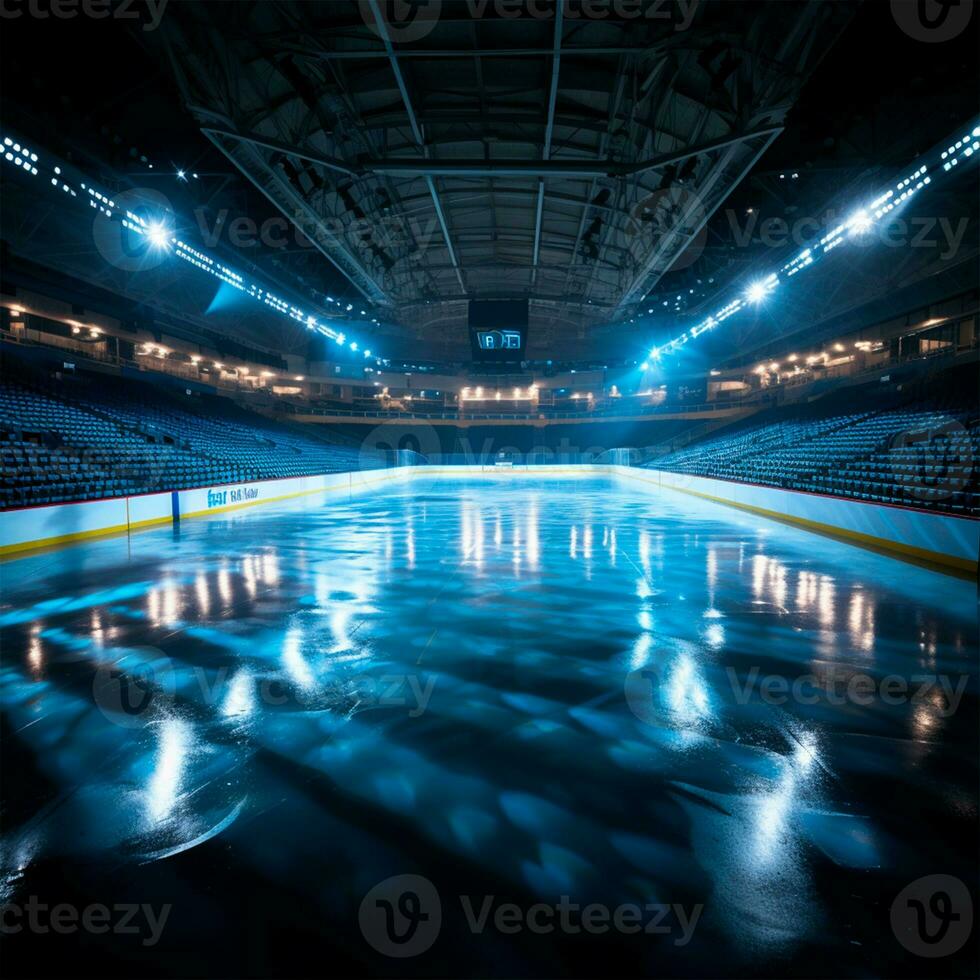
[613,129,782,315]
[202,130,390,305]
[274,42,690,60]
[199,117,779,188]
[364,125,783,178]
[201,126,356,176]
[365,0,466,296]
[531,2,564,286]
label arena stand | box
[3,350,977,518]
[646,364,980,515]
[0,355,381,508]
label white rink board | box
[1,465,976,572]
[0,467,412,555]
[619,467,979,572]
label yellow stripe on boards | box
[0,521,132,557]
[626,472,977,577]
[1,471,410,558]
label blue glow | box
[205,279,248,315]
[846,208,873,235]
[745,274,778,304]
[638,117,979,362]
[0,474,971,974]
[0,130,384,363]
[146,221,171,249]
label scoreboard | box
[475,329,522,351]
[469,300,528,362]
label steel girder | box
[157,0,857,339]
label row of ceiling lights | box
[631,120,979,363]
[750,340,884,376]
[0,132,383,361]
[136,342,306,382]
[7,303,109,342]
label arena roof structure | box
[158,1,858,345]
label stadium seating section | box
[2,355,977,516]
[648,367,980,516]
[0,359,380,507]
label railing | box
[293,401,755,421]
[423,451,611,466]
[6,324,975,425]
[416,447,670,466]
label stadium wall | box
[0,465,976,575]
[0,468,412,556]
[317,417,745,455]
[620,468,979,575]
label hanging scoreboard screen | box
[476,329,522,351]
[469,299,528,362]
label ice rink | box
[1,476,976,977]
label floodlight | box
[146,222,172,249]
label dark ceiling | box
[0,1,977,363]
[157,0,858,346]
